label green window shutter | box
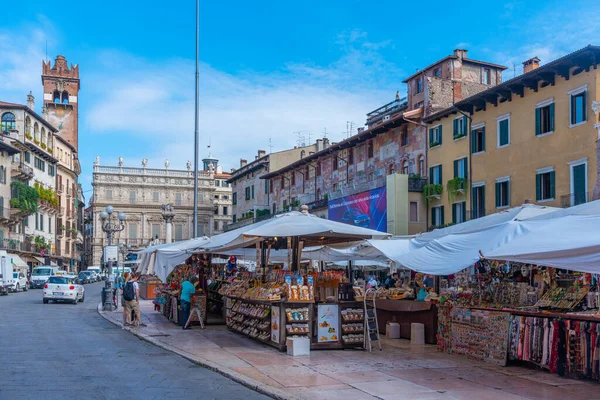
[472,187,478,217]
[582,91,587,121]
[549,103,555,132]
[429,128,433,146]
[463,158,468,181]
[495,182,500,207]
[453,159,458,178]
[438,164,443,184]
[571,95,576,125]
[470,129,476,153]
[429,167,434,184]
[536,174,542,201]
[452,204,457,224]
[453,119,458,137]
[463,116,468,135]
[462,202,466,222]
[507,181,510,206]
[440,206,445,225]
[500,120,508,146]
[549,171,556,199]
[438,125,443,145]
[481,127,486,151]
[431,207,435,226]
[535,107,541,135]
[481,187,486,217]
[251,185,255,199]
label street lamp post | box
[99,205,126,284]
[118,243,130,275]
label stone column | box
[161,204,175,243]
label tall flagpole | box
[193,0,200,238]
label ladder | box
[364,288,382,352]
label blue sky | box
[1,0,599,200]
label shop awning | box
[8,254,28,270]
[34,256,45,264]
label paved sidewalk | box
[99,300,598,400]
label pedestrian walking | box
[121,272,131,326]
[180,275,198,330]
[123,273,144,328]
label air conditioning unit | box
[383,115,391,122]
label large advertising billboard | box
[327,187,387,232]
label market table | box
[374,299,438,344]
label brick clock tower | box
[42,55,80,151]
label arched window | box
[61,91,69,104]
[33,123,39,141]
[53,90,61,103]
[25,116,32,136]
[388,163,395,175]
[300,150,305,159]
[402,160,409,175]
[47,134,53,150]
[41,128,46,146]
[418,155,425,176]
[1,112,16,133]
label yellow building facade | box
[425,46,600,227]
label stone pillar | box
[161,203,175,243]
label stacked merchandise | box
[285,307,310,337]
[207,280,226,315]
[436,302,452,353]
[341,308,364,344]
[226,299,271,341]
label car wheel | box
[43,298,48,304]
[23,284,28,292]
[15,284,20,293]
[80,294,85,303]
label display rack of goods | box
[231,300,271,318]
[535,286,589,310]
[342,334,364,344]
[342,323,363,333]
[243,281,286,301]
[353,287,365,301]
[341,308,364,322]
[285,323,310,335]
[285,273,315,302]
[285,307,309,322]
[226,299,271,342]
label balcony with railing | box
[11,161,34,181]
[560,192,589,208]
[366,97,408,126]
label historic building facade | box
[88,157,231,266]
[425,45,600,227]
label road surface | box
[0,282,270,400]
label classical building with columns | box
[86,156,231,267]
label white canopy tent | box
[486,200,600,272]
[138,237,211,282]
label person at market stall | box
[385,272,399,289]
[367,276,378,289]
[180,275,198,330]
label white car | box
[6,271,28,292]
[43,275,85,304]
[89,271,100,282]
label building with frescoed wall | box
[425,45,600,227]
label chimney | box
[453,49,468,59]
[316,139,323,152]
[240,159,247,168]
[523,57,541,74]
[27,91,35,110]
[257,150,266,158]
[323,138,330,148]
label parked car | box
[5,271,28,292]
[43,275,85,304]
[81,271,94,283]
[341,208,371,228]
[90,271,100,282]
[78,272,90,284]
[87,266,105,280]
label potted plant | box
[430,141,440,148]
[423,183,443,205]
[446,177,466,203]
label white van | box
[111,266,132,276]
[30,266,59,289]
[87,266,103,279]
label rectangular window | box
[495,179,510,208]
[472,185,485,219]
[151,224,160,240]
[434,67,441,77]
[214,220,219,231]
[40,213,44,231]
[264,180,268,194]
[251,185,255,199]
[175,192,182,206]
[153,191,159,202]
[269,179,273,193]
[348,148,354,165]
[333,155,338,171]
[25,152,31,163]
[291,173,295,186]
[471,126,486,154]
[536,102,554,135]
[429,125,442,147]
[497,116,510,147]
[453,157,468,181]
[48,216,52,233]
[453,116,467,139]
[214,180,221,187]
[174,224,183,241]
[48,165,55,177]
[245,187,251,200]
[129,191,136,204]
[232,215,237,223]
[452,202,467,224]
[232,192,237,205]
[223,206,228,216]
[409,202,418,222]
[431,206,444,228]
[401,126,409,146]
[35,213,38,230]
[415,78,423,94]
[128,223,138,239]
[316,162,321,176]
[483,68,491,85]
[570,90,587,125]
[536,170,555,201]
[429,165,442,185]
[367,141,374,158]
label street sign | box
[103,246,118,263]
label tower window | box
[53,91,61,103]
[62,91,69,104]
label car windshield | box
[13,273,18,278]
[32,268,51,276]
[83,271,92,276]
[48,277,70,284]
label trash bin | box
[102,287,113,311]
[386,322,400,339]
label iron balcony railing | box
[560,192,589,208]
